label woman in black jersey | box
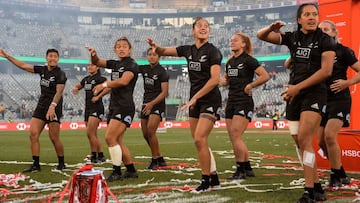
[86,37,139,182]
[220,32,269,180]
[257,3,336,202]
[317,20,360,187]
[0,48,67,172]
[139,48,169,170]
[146,17,222,193]
[72,62,110,164]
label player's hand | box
[280,84,299,103]
[91,96,99,103]
[330,79,349,94]
[0,49,9,58]
[142,103,154,115]
[180,98,197,111]
[270,21,286,35]
[46,107,57,121]
[145,38,158,52]
[72,87,79,95]
[85,46,97,57]
[92,84,104,96]
[244,84,253,96]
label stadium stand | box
[0,0,295,121]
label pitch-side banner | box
[0,120,289,131]
[313,131,360,172]
[319,0,360,129]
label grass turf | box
[0,128,359,202]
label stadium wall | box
[315,0,360,172]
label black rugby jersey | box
[281,28,335,90]
[225,53,261,104]
[33,65,67,108]
[106,57,139,109]
[326,43,358,98]
[80,71,106,109]
[176,42,222,102]
[139,64,169,103]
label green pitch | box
[0,128,359,202]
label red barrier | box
[313,131,360,172]
[0,120,289,131]
[316,0,360,172]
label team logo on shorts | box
[247,111,253,119]
[124,115,132,125]
[346,113,350,123]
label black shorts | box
[320,97,351,127]
[189,100,221,120]
[107,107,134,127]
[286,88,326,121]
[225,101,254,122]
[140,102,165,120]
[84,106,105,122]
[32,104,63,123]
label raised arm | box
[0,49,34,73]
[85,46,107,68]
[181,64,221,110]
[256,21,286,45]
[145,38,178,56]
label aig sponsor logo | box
[296,47,311,59]
[189,61,201,71]
[84,83,92,90]
[40,79,50,87]
[228,69,238,77]
[342,149,360,158]
[145,78,154,86]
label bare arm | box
[181,64,221,110]
[142,82,169,115]
[93,71,134,95]
[0,49,34,73]
[92,87,111,103]
[330,61,360,93]
[244,66,270,95]
[282,51,335,102]
[256,21,285,45]
[145,38,178,56]
[284,57,291,69]
[72,83,83,95]
[85,46,107,67]
[46,83,65,121]
[219,73,229,86]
